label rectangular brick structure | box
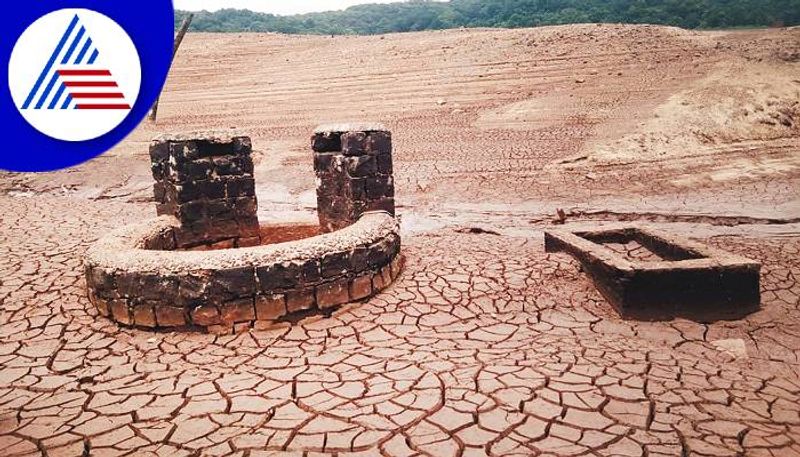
[149,131,260,249]
[544,226,761,320]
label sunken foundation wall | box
[545,227,761,320]
[85,213,401,332]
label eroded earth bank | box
[1,24,799,456]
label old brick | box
[390,254,404,280]
[311,132,341,152]
[214,156,243,176]
[349,275,373,301]
[367,239,392,269]
[286,289,315,312]
[213,266,256,298]
[203,219,241,240]
[372,270,387,291]
[321,251,350,278]
[316,279,350,309]
[178,201,206,223]
[345,178,368,201]
[149,140,170,163]
[313,152,336,172]
[110,299,131,324]
[162,182,180,202]
[255,294,286,320]
[257,262,301,291]
[177,141,202,160]
[162,230,178,250]
[254,320,277,331]
[316,170,344,195]
[92,293,110,317]
[178,274,209,302]
[380,264,392,286]
[301,259,321,284]
[226,177,255,197]
[208,239,235,250]
[139,274,178,301]
[89,266,116,293]
[156,306,186,327]
[376,152,393,174]
[167,141,188,161]
[366,175,394,199]
[151,163,166,182]
[232,136,252,155]
[233,156,254,175]
[191,305,221,326]
[195,180,226,199]
[185,158,214,179]
[238,217,261,238]
[350,246,369,271]
[365,197,395,215]
[145,230,176,250]
[174,181,201,203]
[196,141,233,158]
[153,181,167,202]
[174,220,234,248]
[115,273,140,298]
[132,302,157,328]
[346,155,377,177]
[366,131,391,155]
[234,322,251,334]
[233,197,258,218]
[387,233,401,257]
[341,132,368,156]
[220,298,255,324]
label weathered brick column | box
[150,132,260,249]
[312,123,395,233]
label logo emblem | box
[8,9,141,142]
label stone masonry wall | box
[313,123,395,233]
[544,227,761,320]
[86,127,403,333]
[85,214,402,333]
[150,132,260,249]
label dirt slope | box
[3,24,798,222]
[2,25,800,457]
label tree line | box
[175,0,800,34]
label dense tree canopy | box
[176,0,800,34]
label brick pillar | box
[149,132,260,249]
[312,123,395,233]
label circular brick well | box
[84,125,402,333]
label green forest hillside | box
[176,0,800,34]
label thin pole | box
[149,13,194,123]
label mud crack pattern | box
[1,196,799,457]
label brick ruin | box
[312,123,395,232]
[84,125,402,333]
[544,226,761,321]
[150,132,261,250]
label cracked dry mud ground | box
[1,196,799,457]
[2,24,800,457]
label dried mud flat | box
[1,24,800,456]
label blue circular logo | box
[2,1,174,171]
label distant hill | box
[176,0,800,34]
